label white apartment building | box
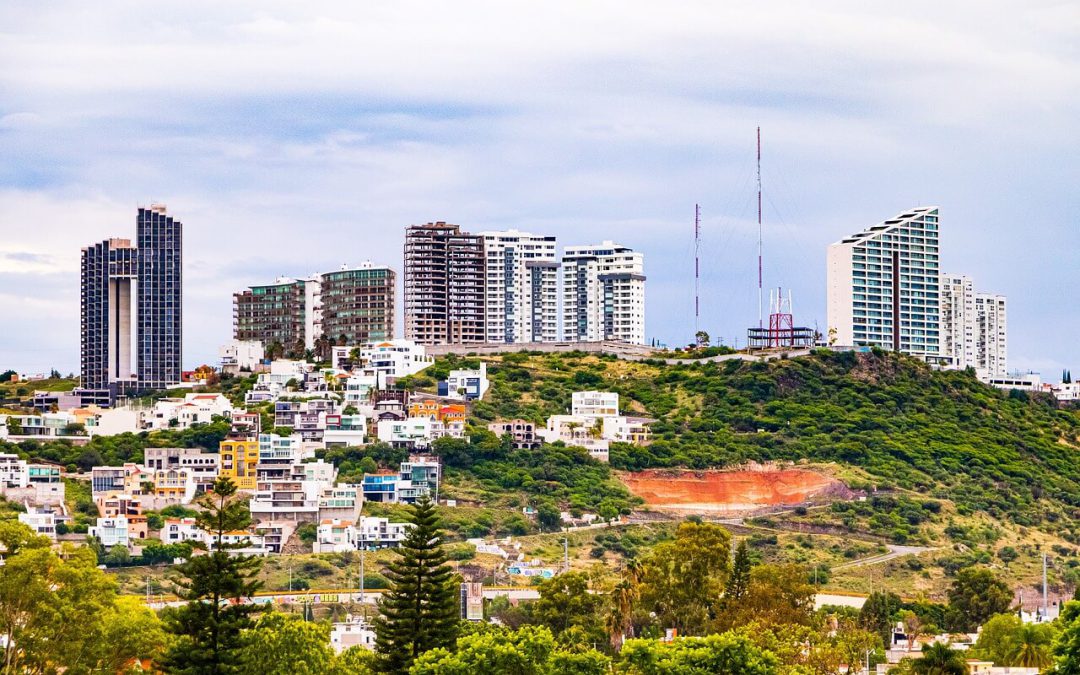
[438,363,489,401]
[323,414,367,448]
[19,509,58,541]
[219,340,264,373]
[478,230,559,344]
[0,454,28,489]
[562,242,646,344]
[540,391,652,462]
[330,616,377,653]
[572,391,620,417]
[332,340,435,378]
[313,518,358,553]
[162,517,202,544]
[940,273,1008,378]
[826,207,943,361]
[357,516,412,548]
[377,417,463,449]
[90,516,132,548]
[143,447,219,491]
[145,393,234,431]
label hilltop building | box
[940,273,1008,378]
[826,207,943,362]
[478,230,559,344]
[561,241,646,344]
[403,222,487,345]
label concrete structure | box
[562,241,646,344]
[409,400,467,424]
[540,390,651,462]
[318,263,396,345]
[18,509,58,541]
[438,363,489,400]
[330,616,376,653]
[350,339,435,378]
[487,420,541,449]
[144,393,233,431]
[826,207,942,362]
[162,517,202,545]
[323,414,367,448]
[90,516,133,548]
[356,515,412,548]
[233,276,319,353]
[219,340,264,373]
[404,222,487,345]
[478,230,558,344]
[143,447,219,491]
[572,391,619,417]
[313,518,358,553]
[940,273,1008,377]
[376,417,463,449]
[81,204,183,399]
[0,454,28,489]
[361,456,441,504]
[219,439,260,490]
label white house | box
[323,414,367,448]
[0,454,28,489]
[220,340,264,373]
[571,391,620,417]
[377,417,462,449]
[357,516,413,548]
[313,518,358,553]
[330,616,376,653]
[162,517,202,544]
[144,393,233,431]
[438,362,489,401]
[90,516,132,548]
[18,509,58,541]
[333,340,434,378]
[207,530,270,556]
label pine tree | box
[373,495,460,673]
[160,477,264,674]
[724,539,753,604]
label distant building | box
[403,222,487,345]
[940,273,1008,377]
[562,241,646,344]
[318,263,396,345]
[332,340,435,378]
[233,276,320,353]
[438,363,489,400]
[80,204,183,399]
[826,207,943,362]
[219,340,264,373]
[478,230,559,344]
[18,509,57,541]
[361,456,441,504]
[487,420,540,449]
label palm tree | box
[606,580,637,651]
[1004,623,1054,669]
[911,642,967,675]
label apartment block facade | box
[561,241,646,344]
[478,230,559,343]
[234,263,394,352]
[826,207,942,361]
[940,273,1007,377]
[80,205,182,397]
[403,222,486,345]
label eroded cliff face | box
[621,466,853,513]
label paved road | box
[831,544,935,571]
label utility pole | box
[360,548,366,619]
[289,565,293,593]
[1043,553,1049,618]
[694,203,701,338]
[563,538,569,574]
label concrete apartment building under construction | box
[403,222,487,345]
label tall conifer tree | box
[373,495,460,673]
[161,477,263,674]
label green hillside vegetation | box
[463,349,1080,536]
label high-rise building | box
[478,230,558,343]
[561,241,646,344]
[826,207,942,361]
[319,263,395,344]
[81,205,182,397]
[233,277,315,353]
[403,222,486,345]
[234,263,394,353]
[940,273,1007,377]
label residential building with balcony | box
[404,222,487,345]
[562,241,646,344]
[319,263,395,345]
[478,230,559,344]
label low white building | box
[0,454,28,489]
[538,390,651,462]
[143,447,219,491]
[357,516,413,549]
[207,530,270,556]
[323,414,367,448]
[162,517,202,544]
[540,416,611,462]
[220,340,264,373]
[313,518,358,553]
[333,340,434,378]
[18,509,58,541]
[90,516,132,548]
[438,362,489,401]
[144,394,234,431]
[377,417,463,449]
[330,616,376,653]
[245,360,314,404]
[571,391,620,417]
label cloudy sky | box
[1,1,1077,377]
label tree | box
[945,567,1012,631]
[105,543,132,566]
[619,633,779,675]
[0,523,165,673]
[910,642,968,675]
[724,540,753,605]
[161,477,264,673]
[373,495,459,672]
[715,563,815,631]
[638,521,731,636]
[1005,621,1056,669]
[237,612,339,675]
[997,546,1019,566]
[411,625,610,675]
[1054,601,1080,674]
[531,571,605,644]
[536,500,563,532]
[694,331,710,348]
[859,591,903,646]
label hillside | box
[460,349,1080,536]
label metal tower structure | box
[694,203,701,337]
[757,127,763,329]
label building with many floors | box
[404,222,487,345]
[318,263,396,345]
[940,273,1008,378]
[826,207,942,362]
[81,205,183,399]
[561,241,646,344]
[477,230,559,344]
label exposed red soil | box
[622,467,853,513]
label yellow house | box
[218,439,259,490]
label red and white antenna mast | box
[757,127,763,329]
[694,203,701,337]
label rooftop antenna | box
[694,204,701,337]
[757,127,763,329]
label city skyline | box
[1,2,1077,375]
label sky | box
[0,1,1077,378]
